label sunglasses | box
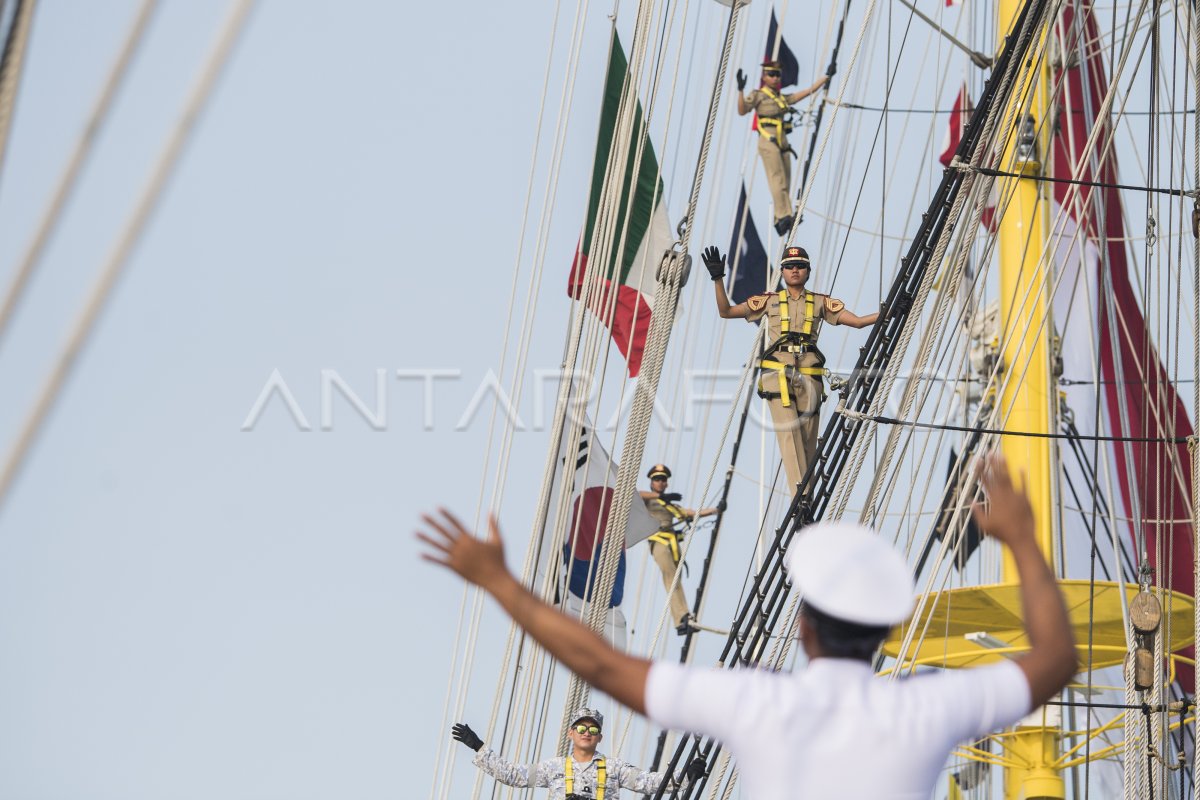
[651,476,668,481]
[573,724,601,735]
[763,70,782,77]
[782,263,810,270]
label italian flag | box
[568,35,674,378]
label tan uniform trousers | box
[649,538,690,626]
[765,373,822,490]
[757,133,793,224]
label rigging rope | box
[0,0,258,515]
[0,0,159,349]
[567,0,745,722]
[0,0,34,191]
[793,0,850,214]
[432,1,602,797]
[839,408,1192,443]
[953,157,1198,197]
[1191,0,1200,792]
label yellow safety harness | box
[564,756,606,800]
[647,500,690,562]
[758,290,826,408]
[755,87,794,149]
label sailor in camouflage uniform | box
[452,708,703,800]
[704,244,878,492]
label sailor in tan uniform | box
[637,464,722,635]
[704,244,878,492]
[736,61,829,235]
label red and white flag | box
[940,84,997,231]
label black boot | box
[774,215,794,236]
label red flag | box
[1050,2,1195,685]
[941,85,997,231]
[939,84,972,168]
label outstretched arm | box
[785,74,829,103]
[972,454,1077,707]
[418,510,652,714]
[836,307,879,328]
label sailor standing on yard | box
[704,244,879,494]
[638,464,722,635]
[736,61,828,235]
[451,708,704,800]
[418,454,1077,800]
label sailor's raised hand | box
[418,509,509,589]
[736,68,747,91]
[701,246,726,281]
[451,722,484,752]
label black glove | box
[684,757,707,781]
[736,68,747,91]
[701,246,725,281]
[716,498,727,513]
[452,722,483,752]
[660,492,682,503]
[826,61,837,79]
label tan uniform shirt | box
[746,290,845,389]
[744,87,793,146]
[746,290,844,342]
[744,87,792,119]
[644,495,690,531]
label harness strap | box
[760,86,790,115]
[756,87,793,148]
[564,756,606,800]
[648,530,681,562]
[775,290,816,338]
[760,291,821,407]
[759,359,793,408]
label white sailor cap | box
[783,522,915,626]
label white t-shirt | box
[645,657,1031,800]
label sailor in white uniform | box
[419,454,1077,800]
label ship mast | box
[993,0,1062,795]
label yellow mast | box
[881,4,1196,795]
[995,1,1060,796]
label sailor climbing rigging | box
[705,244,879,493]
[638,464,723,635]
[451,708,704,800]
[736,61,828,235]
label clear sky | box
[5,1,1176,798]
